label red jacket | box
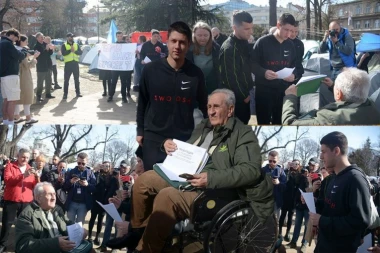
[4,161,37,202]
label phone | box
[71,174,79,179]
[80,177,86,181]
[179,173,195,180]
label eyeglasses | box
[268,160,277,164]
[77,162,86,166]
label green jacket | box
[282,94,380,125]
[15,202,73,253]
[187,117,274,224]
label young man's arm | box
[136,66,149,138]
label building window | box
[365,4,371,13]
[365,20,370,28]
[355,21,361,29]
[376,3,380,13]
[356,4,362,14]
[375,19,380,28]
[339,9,343,16]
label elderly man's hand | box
[309,212,321,227]
[285,84,297,96]
[188,172,208,188]
[58,236,76,251]
[322,77,334,87]
[164,139,177,156]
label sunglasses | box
[268,160,277,164]
[77,162,86,166]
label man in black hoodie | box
[289,21,304,83]
[136,21,208,172]
[251,13,297,125]
[310,131,371,253]
[219,11,254,124]
[0,28,27,125]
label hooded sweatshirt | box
[136,58,208,143]
[315,165,371,253]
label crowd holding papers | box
[276,67,295,79]
[296,74,327,97]
[67,222,84,248]
[96,201,122,222]
[155,139,209,183]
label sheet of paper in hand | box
[296,74,327,97]
[155,139,209,183]
[98,43,137,71]
[67,222,84,248]
[276,67,295,79]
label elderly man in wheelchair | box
[118,89,277,253]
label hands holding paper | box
[265,70,277,80]
[283,74,295,82]
[164,139,177,155]
[188,172,208,188]
[322,77,334,87]
[58,236,76,251]
[285,84,297,96]
[309,212,321,227]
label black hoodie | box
[0,37,27,77]
[315,165,371,253]
[136,58,208,143]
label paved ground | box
[29,62,139,125]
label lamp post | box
[292,126,299,160]
[102,125,110,162]
[97,3,100,43]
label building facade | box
[329,0,380,39]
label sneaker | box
[54,84,62,89]
[76,94,83,98]
[102,92,107,97]
[46,95,55,99]
[284,234,290,242]
[62,94,67,100]
[93,238,100,245]
[107,97,113,102]
[300,243,307,253]
[284,242,297,249]
[14,118,24,124]
[122,97,129,103]
[132,85,139,92]
[25,119,38,124]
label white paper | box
[96,201,122,222]
[67,222,83,248]
[276,67,295,79]
[158,139,209,181]
[137,45,142,52]
[296,74,327,86]
[299,189,316,213]
[356,233,372,253]
[97,43,137,71]
[143,56,151,63]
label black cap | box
[309,157,319,165]
[66,32,74,37]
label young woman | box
[14,35,40,124]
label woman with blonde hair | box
[186,21,221,94]
[14,35,40,124]
[34,154,49,182]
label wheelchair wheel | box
[203,200,277,253]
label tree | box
[349,138,377,176]
[64,0,87,34]
[39,0,68,38]
[105,136,137,167]
[36,125,117,160]
[87,150,103,168]
[296,138,319,166]
[0,125,33,157]
[269,0,277,27]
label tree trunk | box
[318,2,323,35]
[313,0,318,40]
[0,0,12,31]
[0,126,9,154]
[306,0,311,39]
[269,0,277,26]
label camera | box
[27,50,35,55]
[329,30,337,37]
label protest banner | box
[98,43,137,71]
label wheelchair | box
[170,189,279,253]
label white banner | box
[98,43,137,71]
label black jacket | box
[186,41,221,94]
[34,41,53,72]
[315,165,371,253]
[251,34,296,92]
[215,33,228,47]
[281,172,299,211]
[0,37,27,77]
[219,34,254,99]
[291,37,304,82]
[140,40,167,63]
[137,58,208,143]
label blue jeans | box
[67,202,88,224]
[101,214,116,247]
[291,208,309,245]
[133,60,143,86]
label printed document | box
[143,56,151,63]
[299,189,316,213]
[156,139,209,182]
[276,67,295,79]
[96,201,122,222]
[67,222,84,248]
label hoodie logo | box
[284,50,290,57]
[219,145,228,152]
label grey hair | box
[335,68,370,103]
[33,182,54,198]
[35,32,43,38]
[18,148,30,156]
[209,88,236,107]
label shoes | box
[14,118,24,124]
[106,227,145,250]
[102,92,107,97]
[46,94,55,99]
[284,233,290,242]
[95,246,107,252]
[300,243,307,253]
[284,242,297,249]
[37,97,44,102]
[62,94,67,100]
[54,84,62,89]
[132,85,139,92]
[93,237,100,245]
[127,92,132,98]
[25,119,38,124]
[76,94,83,98]
[122,97,129,103]
[87,238,93,243]
[107,97,113,102]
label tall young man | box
[140,29,167,64]
[219,10,254,124]
[136,22,208,171]
[251,13,297,125]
